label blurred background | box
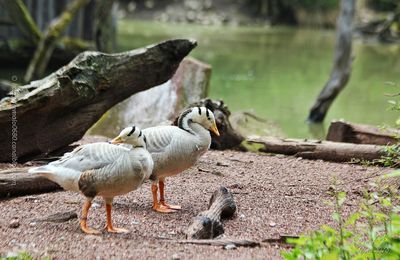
[1,0,399,138]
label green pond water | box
[2,19,399,138]
[116,20,400,138]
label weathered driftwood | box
[182,99,245,150]
[326,120,400,145]
[186,187,236,239]
[307,0,355,123]
[0,168,62,198]
[246,136,385,162]
[1,0,41,44]
[24,0,91,82]
[0,80,18,100]
[0,39,197,162]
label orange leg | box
[151,182,176,213]
[159,180,181,210]
[80,199,101,235]
[105,203,129,233]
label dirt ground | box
[0,150,392,259]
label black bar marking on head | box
[198,107,201,115]
[127,126,136,136]
[206,109,211,120]
[138,131,142,137]
[178,108,192,129]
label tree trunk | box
[186,187,236,239]
[24,0,91,82]
[246,136,385,162]
[94,0,116,52]
[0,39,197,162]
[326,120,400,145]
[1,0,41,44]
[307,0,355,123]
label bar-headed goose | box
[140,106,220,213]
[28,126,153,234]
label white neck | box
[188,121,209,137]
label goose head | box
[110,126,147,148]
[178,107,220,136]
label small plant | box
[376,144,400,167]
[282,173,400,259]
[1,252,34,260]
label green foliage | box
[376,144,400,167]
[350,144,400,167]
[282,178,400,259]
[1,252,34,260]
[1,252,50,260]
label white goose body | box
[130,107,220,213]
[30,143,153,198]
[28,126,153,234]
[143,123,211,180]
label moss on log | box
[0,39,197,162]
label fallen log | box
[326,120,399,145]
[246,136,385,162]
[0,168,62,198]
[0,39,196,162]
[185,186,236,239]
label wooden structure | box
[0,0,116,67]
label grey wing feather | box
[143,126,177,154]
[50,143,130,172]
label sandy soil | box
[0,150,391,259]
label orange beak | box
[210,123,220,136]
[110,136,123,144]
